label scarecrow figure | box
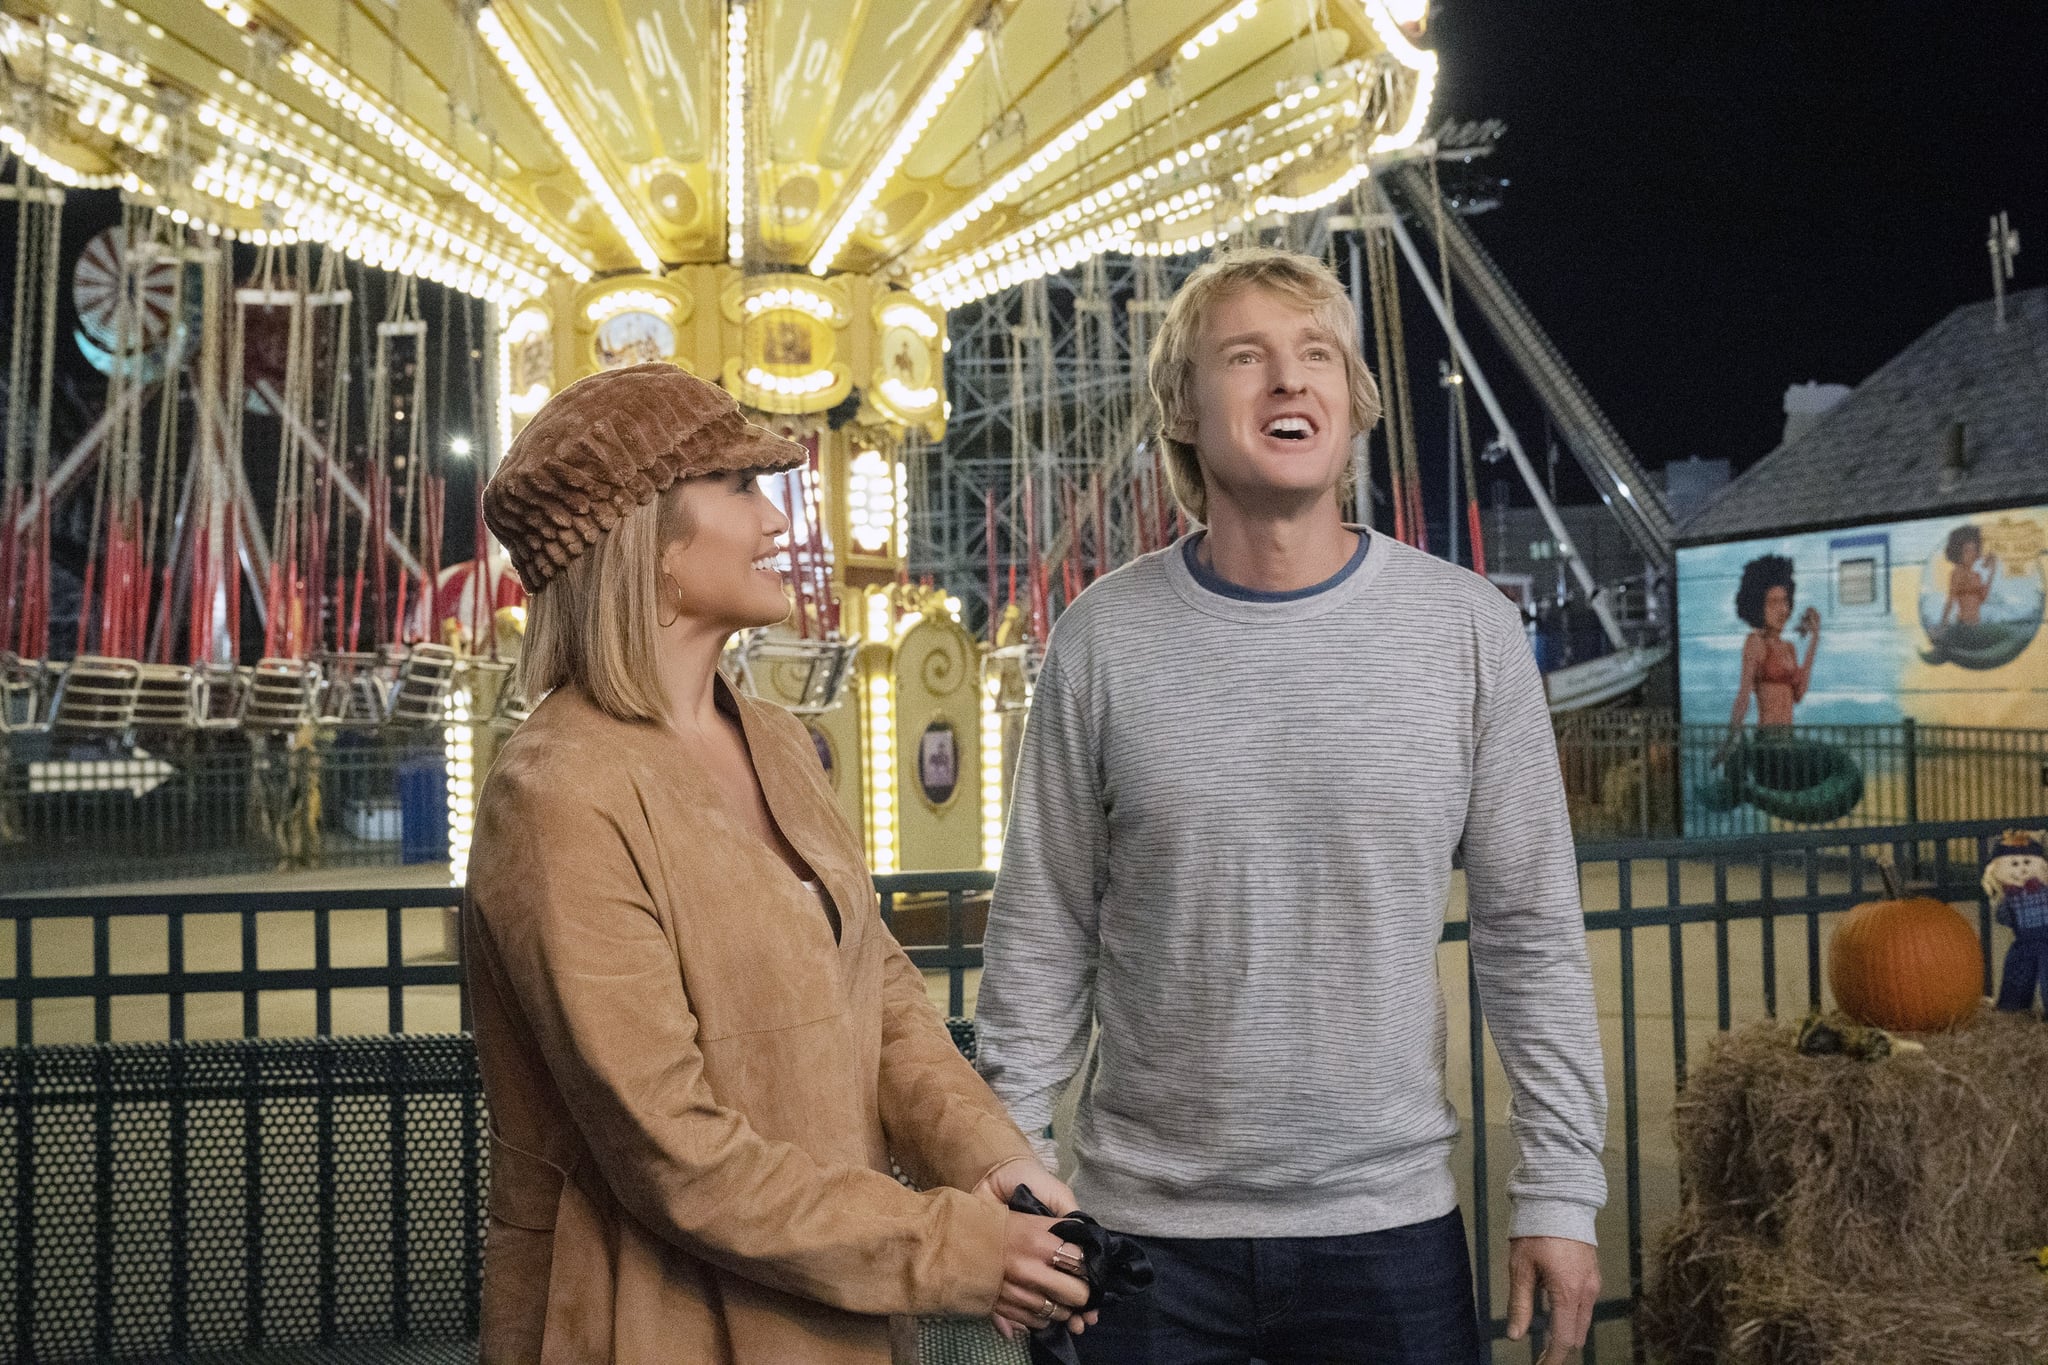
[1985,829,2048,1014]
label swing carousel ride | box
[0,0,1667,879]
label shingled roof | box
[1679,287,2048,545]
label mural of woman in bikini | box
[1920,517,2043,669]
[1721,554,1819,741]
[1938,523,1998,630]
[1707,554,1864,824]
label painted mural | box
[1677,502,2048,829]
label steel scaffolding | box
[911,214,1345,635]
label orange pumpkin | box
[1827,874,1983,1032]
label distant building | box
[1661,456,1731,525]
[1779,381,1852,446]
[1481,501,1651,607]
[1677,287,2048,735]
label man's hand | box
[973,1155,1081,1215]
[1506,1236,1599,1364]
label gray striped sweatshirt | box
[975,530,1608,1243]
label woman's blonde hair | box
[1147,247,1382,524]
[517,484,691,724]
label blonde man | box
[977,249,1608,1365]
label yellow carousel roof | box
[0,0,1433,306]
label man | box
[976,247,1607,1364]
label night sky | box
[10,1,2046,549]
[1423,0,2048,479]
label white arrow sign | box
[28,749,177,798]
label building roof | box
[1679,287,2048,545]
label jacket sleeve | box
[875,933,1041,1193]
[471,766,1007,1318]
[1459,608,1611,1246]
[972,646,1106,1163]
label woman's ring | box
[1037,1297,1058,1324]
[1051,1245,1083,1275]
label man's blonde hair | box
[517,485,692,725]
[1147,247,1382,523]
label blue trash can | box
[398,757,449,864]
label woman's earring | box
[657,571,683,628]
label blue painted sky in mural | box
[1678,504,2048,728]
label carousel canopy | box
[0,0,1434,307]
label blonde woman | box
[468,363,1091,1364]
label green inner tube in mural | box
[1919,620,2035,670]
[1698,736,1866,824]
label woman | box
[1938,522,1997,631]
[468,363,1092,1363]
[1720,552,1820,751]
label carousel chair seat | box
[130,663,201,732]
[313,650,395,728]
[240,657,322,732]
[48,656,144,735]
[383,643,456,729]
[458,658,528,734]
[193,662,249,730]
[487,678,531,733]
[733,631,859,715]
[1,652,54,733]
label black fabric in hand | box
[1007,1184,1154,1365]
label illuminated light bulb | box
[473,5,661,271]
[723,1,749,262]
[811,26,986,274]
[286,40,591,282]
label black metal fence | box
[1,887,466,1046]
[6,715,2046,892]
[0,730,456,894]
[6,817,2044,1362]
[1553,711,2048,840]
[4,1034,484,1362]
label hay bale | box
[1641,1008,2048,1365]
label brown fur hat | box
[483,362,805,589]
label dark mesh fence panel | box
[4,1036,483,1363]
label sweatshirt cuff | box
[1508,1198,1599,1245]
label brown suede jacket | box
[464,679,1037,1363]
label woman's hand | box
[992,1211,1095,1340]
[973,1156,1080,1216]
[1796,606,1820,638]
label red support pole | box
[261,560,280,659]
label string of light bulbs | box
[724,1,749,263]
[475,3,665,273]
[283,45,593,282]
[195,101,547,297]
[918,75,1147,254]
[810,25,987,275]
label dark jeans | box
[1073,1209,1486,1365]
[1995,932,2048,1012]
